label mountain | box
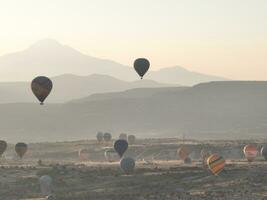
[1,81,267,142]
[0,74,175,103]
[147,66,226,86]
[0,39,227,85]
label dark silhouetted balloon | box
[96,132,104,143]
[119,133,127,141]
[0,140,7,156]
[39,175,53,197]
[128,135,136,145]
[15,142,28,158]
[261,146,267,160]
[103,132,112,142]
[134,58,150,79]
[114,139,128,157]
[120,157,135,174]
[31,76,53,105]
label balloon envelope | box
[114,139,128,157]
[39,175,53,197]
[207,154,225,175]
[0,140,7,156]
[120,157,135,174]
[134,58,150,79]
[104,148,120,162]
[15,143,28,158]
[103,132,112,142]
[31,76,53,105]
[243,145,258,162]
[119,133,128,141]
[177,146,190,160]
[261,146,267,160]
[200,149,211,168]
[96,132,104,143]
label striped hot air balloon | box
[243,145,258,162]
[207,154,225,175]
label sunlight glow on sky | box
[0,0,267,79]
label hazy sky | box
[0,0,267,80]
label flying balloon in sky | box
[15,142,28,159]
[96,132,104,143]
[114,139,128,158]
[31,76,53,105]
[134,58,150,79]
[0,140,7,157]
[103,132,112,143]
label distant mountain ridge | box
[0,39,227,85]
[0,81,267,142]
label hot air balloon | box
[31,76,53,105]
[114,139,128,158]
[104,148,120,162]
[184,157,192,164]
[46,195,55,200]
[119,133,128,141]
[134,58,150,79]
[260,146,267,161]
[0,140,7,156]
[200,149,211,168]
[207,154,225,175]
[177,146,190,160]
[128,135,136,145]
[96,132,104,143]
[39,175,53,197]
[15,143,28,159]
[120,157,135,174]
[243,145,258,162]
[78,149,90,161]
[103,132,112,142]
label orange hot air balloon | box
[207,154,225,175]
[243,145,258,162]
[177,146,190,160]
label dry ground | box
[0,138,267,200]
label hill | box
[0,81,267,142]
[0,74,174,103]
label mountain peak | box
[28,39,67,51]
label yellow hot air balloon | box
[243,145,258,162]
[207,154,225,175]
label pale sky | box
[0,0,267,80]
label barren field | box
[1,138,267,200]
